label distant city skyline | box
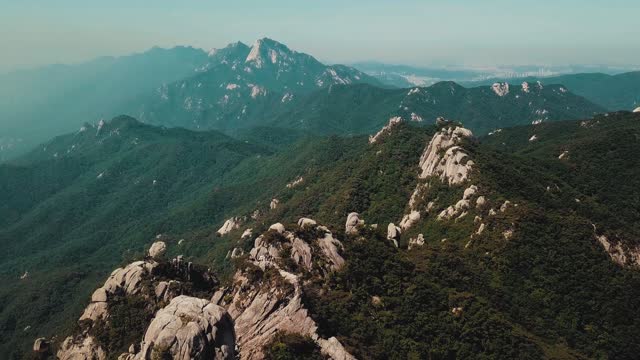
[2,0,639,72]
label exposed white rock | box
[58,336,106,360]
[225,83,239,90]
[387,223,401,247]
[148,241,166,260]
[521,82,530,93]
[217,217,241,236]
[20,271,29,280]
[592,224,640,267]
[270,198,279,209]
[503,229,514,240]
[249,84,267,98]
[451,307,464,316]
[529,135,538,142]
[558,151,569,160]
[231,248,244,259]
[634,107,640,113]
[214,222,352,360]
[33,337,50,353]
[399,210,420,230]
[345,212,364,234]
[241,228,253,239]
[476,196,487,209]
[286,176,304,188]
[500,200,512,212]
[408,234,425,250]
[463,185,478,200]
[476,223,486,235]
[418,127,474,184]
[96,119,105,136]
[135,296,235,360]
[297,217,317,228]
[492,82,510,97]
[410,112,423,122]
[80,260,157,322]
[369,116,402,144]
[269,222,286,234]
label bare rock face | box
[345,212,364,234]
[408,234,425,250]
[241,228,253,239]
[134,296,235,360]
[634,107,640,113]
[80,260,157,322]
[297,217,317,228]
[33,337,50,353]
[369,116,402,144]
[399,210,420,230]
[57,335,106,360]
[217,217,241,236]
[418,126,474,184]
[270,198,279,209]
[213,222,354,360]
[148,241,166,260]
[400,126,474,230]
[387,223,401,247]
[593,224,640,267]
[269,222,286,234]
[58,241,221,360]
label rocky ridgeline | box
[51,217,355,360]
[399,124,475,231]
[213,219,353,360]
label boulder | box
[33,337,50,353]
[387,223,401,247]
[408,234,425,250]
[270,198,279,209]
[217,217,241,236]
[297,217,317,228]
[269,222,286,234]
[345,212,364,234]
[231,247,244,259]
[241,228,253,239]
[399,210,420,230]
[57,336,106,360]
[136,296,235,360]
[463,185,478,200]
[148,241,166,260]
[476,196,487,209]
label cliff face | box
[212,220,354,360]
[55,219,354,360]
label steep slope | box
[8,113,640,359]
[130,38,382,132]
[0,46,210,161]
[268,81,605,136]
[0,116,270,357]
[466,71,640,111]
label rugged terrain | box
[5,110,640,359]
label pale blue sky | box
[1,0,639,71]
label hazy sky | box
[1,0,639,72]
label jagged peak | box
[208,41,249,57]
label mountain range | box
[463,71,640,111]
[3,38,637,162]
[3,37,640,359]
